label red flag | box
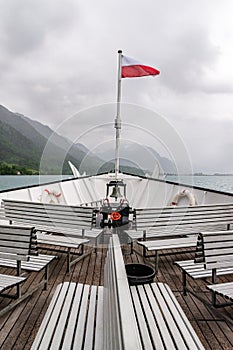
[122,55,160,78]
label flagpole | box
[114,50,122,180]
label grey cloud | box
[0,0,79,55]
[158,29,220,93]
[0,0,233,173]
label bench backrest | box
[195,230,233,269]
[0,224,37,261]
[104,235,142,350]
[134,203,233,231]
[2,199,96,230]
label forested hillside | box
[0,104,174,176]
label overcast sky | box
[1,0,233,173]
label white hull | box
[0,172,233,208]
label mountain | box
[0,105,103,174]
[0,119,41,169]
[0,104,176,176]
[21,116,146,176]
[145,146,177,174]
[90,141,176,175]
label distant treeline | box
[0,162,39,175]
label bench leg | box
[44,265,49,290]
[130,239,133,254]
[95,237,98,253]
[16,260,22,298]
[211,290,217,307]
[67,248,71,273]
[210,269,217,306]
[67,246,93,272]
[155,251,159,273]
[16,284,21,299]
[211,268,217,284]
[66,245,85,272]
[95,232,104,253]
[143,245,147,257]
[182,270,187,296]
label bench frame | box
[36,232,90,273]
[128,203,233,271]
[176,230,233,309]
[31,234,205,349]
[30,282,104,349]
[0,224,55,318]
[207,282,233,308]
[104,235,142,349]
[2,199,102,272]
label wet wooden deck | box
[0,243,233,350]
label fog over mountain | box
[0,105,176,175]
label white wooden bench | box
[104,235,142,349]
[0,207,5,221]
[2,199,102,272]
[207,282,233,308]
[175,230,233,306]
[30,282,104,350]
[128,203,233,271]
[31,234,204,349]
[0,224,55,317]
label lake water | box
[166,175,233,194]
[0,175,71,192]
[0,174,233,194]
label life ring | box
[110,211,121,221]
[171,189,196,206]
[41,188,62,204]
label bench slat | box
[130,283,205,350]
[134,284,167,349]
[50,283,78,350]
[72,285,90,349]
[4,213,92,228]
[129,203,233,272]
[60,283,83,349]
[0,254,55,272]
[94,287,104,350]
[83,286,97,350]
[175,248,233,309]
[2,200,97,271]
[175,260,233,279]
[151,283,200,349]
[110,235,142,350]
[37,232,89,248]
[31,282,103,350]
[135,202,233,213]
[0,224,56,317]
[31,283,71,349]
[138,236,197,251]
[147,283,186,349]
[130,286,154,350]
[32,234,205,350]
[136,217,233,229]
[0,274,26,292]
[134,204,233,231]
[3,200,95,228]
[207,282,233,302]
[157,283,206,349]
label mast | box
[114,50,122,180]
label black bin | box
[125,263,156,285]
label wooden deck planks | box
[0,244,232,349]
[160,249,233,349]
[132,245,233,350]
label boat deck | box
[0,244,233,350]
